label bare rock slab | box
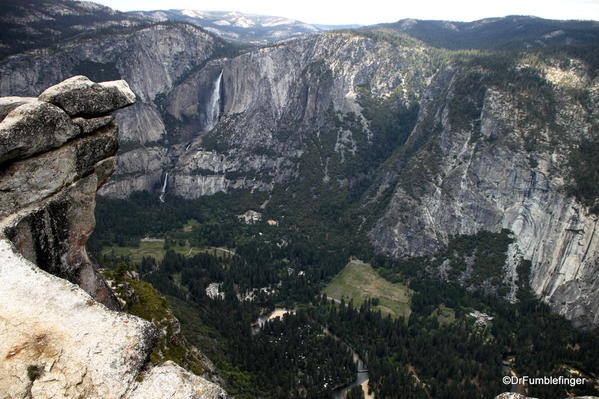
[0,100,78,165]
[128,361,228,399]
[39,75,136,117]
[0,96,36,122]
[0,239,157,399]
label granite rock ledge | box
[0,77,228,399]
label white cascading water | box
[159,172,168,203]
[205,70,223,132]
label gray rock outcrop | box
[39,75,136,116]
[0,100,79,165]
[0,97,36,121]
[127,361,227,399]
[0,77,228,399]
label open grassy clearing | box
[432,304,456,325]
[323,260,412,319]
[182,219,201,232]
[100,241,234,264]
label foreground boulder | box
[0,76,228,399]
[39,75,136,117]
[0,100,79,165]
[0,239,156,399]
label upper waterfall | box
[205,70,223,132]
[159,171,169,203]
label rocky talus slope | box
[0,76,227,399]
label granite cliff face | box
[367,59,599,328]
[0,77,227,399]
[161,32,434,199]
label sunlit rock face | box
[0,77,228,399]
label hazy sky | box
[93,0,599,24]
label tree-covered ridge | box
[373,230,516,297]
[0,0,240,60]
[0,0,143,58]
[566,134,599,214]
[373,16,599,50]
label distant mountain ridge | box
[372,15,599,49]
[3,1,598,52]
[134,9,599,49]
[0,0,147,58]
[130,9,327,44]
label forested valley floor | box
[92,191,599,399]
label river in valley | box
[251,307,296,335]
[252,309,374,399]
[331,350,372,399]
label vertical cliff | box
[155,32,435,199]
[368,57,599,328]
[0,76,227,399]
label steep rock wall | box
[0,77,227,399]
[368,61,599,328]
[159,32,435,199]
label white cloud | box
[93,0,599,24]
